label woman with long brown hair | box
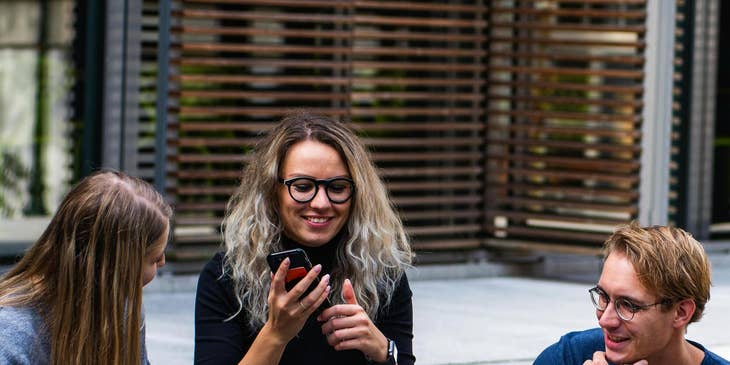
[0,170,172,364]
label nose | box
[597,302,621,328]
[157,255,166,269]
[309,185,331,208]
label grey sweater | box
[0,304,151,364]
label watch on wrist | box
[381,338,398,365]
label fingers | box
[342,278,357,305]
[319,308,368,334]
[286,264,322,300]
[299,274,331,314]
[633,361,648,365]
[588,351,608,365]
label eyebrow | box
[595,285,645,304]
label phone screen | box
[266,249,332,311]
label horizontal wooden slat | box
[487,79,643,94]
[353,15,486,28]
[176,57,349,69]
[486,154,639,172]
[400,209,482,220]
[363,137,483,147]
[351,30,485,43]
[485,138,640,154]
[490,21,645,33]
[178,90,348,101]
[485,226,611,243]
[487,183,639,200]
[488,51,644,65]
[173,25,349,39]
[177,43,350,55]
[372,151,482,162]
[492,196,637,213]
[490,167,639,184]
[486,210,627,226]
[487,109,640,123]
[350,108,485,117]
[486,93,643,108]
[353,91,483,101]
[354,1,485,12]
[177,9,349,23]
[412,239,482,250]
[486,124,640,138]
[488,65,643,79]
[489,36,645,49]
[490,7,646,19]
[392,194,482,207]
[407,224,481,236]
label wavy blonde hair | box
[0,170,172,364]
[603,222,711,323]
[223,111,413,329]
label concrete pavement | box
[143,253,730,365]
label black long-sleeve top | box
[194,238,415,365]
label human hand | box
[583,351,648,365]
[318,279,389,362]
[264,257,331,344]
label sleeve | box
[0,307,38,365]
[194,253,255,365]
[376,273,415,365]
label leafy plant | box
[0,149,30,217]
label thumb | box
[633,361,648,365]
[343,278,358,305]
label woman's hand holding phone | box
[265,257,331,343]
[317,279,390,363]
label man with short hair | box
[534,223,729,365]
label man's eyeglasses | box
[279,177,355,204]
[588,286,670,321]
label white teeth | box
[307,217,328,223]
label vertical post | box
[27,0,49,215]
[684,0,719,239]
[639,0,676,225]
[102,0,141,174]
[155,0,172,275]
[155,0,170,196]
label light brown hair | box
[0,170,172,364]
[603,222,711,323]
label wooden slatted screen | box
[349,1,487,253]
[483,0,646,250]
[165,0,487,271]
[160,0,656,271]
[168,0,350,270]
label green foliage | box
[0,150,30,217]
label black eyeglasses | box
[279,177,355,204]
[589,286,670,321]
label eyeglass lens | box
[589,287,637,321]
[286,177,353,203]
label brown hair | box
[603,222,711,323]
[0,170,172,364]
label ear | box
[672,299,696,329]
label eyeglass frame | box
[588,286,671,321]
[278,176,355,204]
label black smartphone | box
[266,248,332,311]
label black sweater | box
[193,239,415,365]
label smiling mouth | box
[305,217,330,223]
